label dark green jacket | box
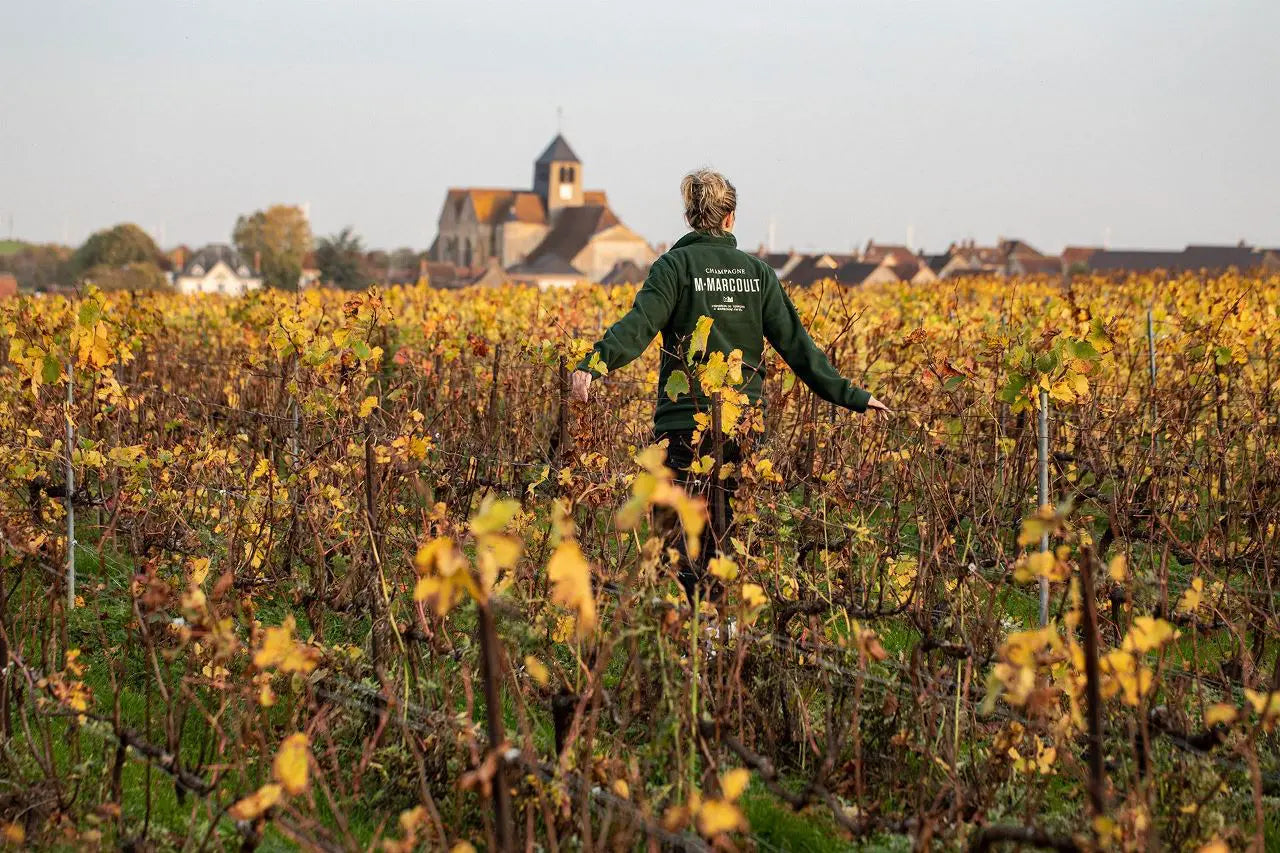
[578,231,871,433]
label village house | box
[429,134,655,288]
[1079,242,1280,274]
[173,244,263,296]
[859,241,938,284]
[757,240,938,287]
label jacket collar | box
[672,230,738,250]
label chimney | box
[419,258,428,280]
[253,250,261,274]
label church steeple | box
[533,134,583,215]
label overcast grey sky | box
[2,0,1277,255]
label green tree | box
[232,205,312,291]
[83,261,170,292]
[387,247,426,281]
[0,242,73,291]
[314,226,366,290]
[70,224,162,278]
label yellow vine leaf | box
[720,767,750,801]
[1121,616,1178,653]
[1204,703,1237,727]
[272,733,309,795]
[688,315,714,363]
[708,556,738,581]
[253,616,319,674]
[699,351,728,390]
[470,496,520,535]
[413,538,477,615]
[1176,577,1204,614]
[697,799,747,836]
[547,540,596,636]
[725,349,744,385]
[2,822,25,845]
[741,583,767,611]
[524,656,550,686]
[228,783,283,820]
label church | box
[429,135,656,286]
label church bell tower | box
[533,134,583,217]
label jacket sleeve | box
[577,256,680,376]
[761,272,871,412]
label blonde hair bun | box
[681,169,737,235]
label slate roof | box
[1012,256,1064,275]
[757,252,792,269]
[780,256,829,286]
[181,244,255,278]
[998,239,1044,259]
[891,259,924,280]
[535,134,580,165]
[508,253,582,276]
[861,243,916,264]
[831,261,883,285]
[600,259,648,285]
[1088,245,1262,273]
[1062,247,1100,267]
[783,255,854,286]
[1087,251,1188,272]
[1181,245,1260,269]
[524,205,619,266]
[924,253,950,273]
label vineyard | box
[1,272,1278,851]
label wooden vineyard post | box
[477,600,514,852]
[1147,309,1158,449]
[1037,388,1050,627]
[487,343,502,440]
[1079,547,1108,818]
[65,360,75,609]
[710,392,727,552]
[801,392,817,510]
[553,357,570,489]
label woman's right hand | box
[571,370,593,403]
[866,395,893,414]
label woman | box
[571,169,890,600]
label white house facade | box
[174,244,263,296]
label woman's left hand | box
[866,395,893,415]
[570,370,593,403]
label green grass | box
[743,788,911,852]
[18,513,1273,850]
[0,239,25,255]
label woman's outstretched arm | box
[761,273,889,413]
[573,256,679,398]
